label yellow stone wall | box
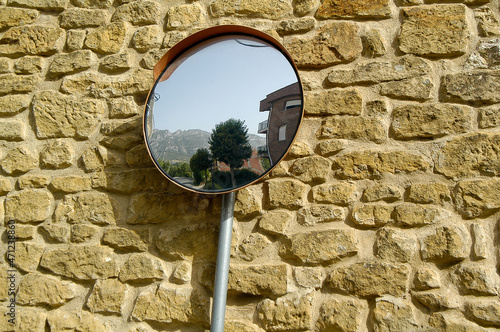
[1,0,500,331]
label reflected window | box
[284,100,301,111]
[278,124,287,141]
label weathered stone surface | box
[100,53,131,73]
[291,155,331,183]
[70,224,98,243]
[305,88,362,116]
[40,140,74,169]
[392,104,472,139]
[320,117,386,142]
[8,0,68,10]
[328,55,430,86]
[475,7,500,37]
[0,177,12,195]
[1,147,37,175]
[87,278,127,314]
[50,176,91,193]
[103,227,148,251]
[5,189,52,223]
[267,179,308,208]
[408,182,450,204]
[436,133,499,178]
[15,225,35,239]
[380,76,433,100]
[66,29,86,51]
[108,97,138,119]
[57,191,115,225]
[297,205,345,225]
[442,72,500,104]
[280,229,358,264]
[131,285,209,326]
[0,120,25,141]
[40,224,69,243]
[15,55,43,74]
[456,265,499,296]
[228,264,288,296]
[111,1,160,25]
[0,7,38,29]
[364,29,386,58]
[156,224,217,261]
[0,94,30,115]
[234,186,261,218]
[85,22,127,54]
[293,0,316,16]
[328,261,409,297]
[171,261,191,284]
[285,22,362,68]
[99,169,169,194]
[0,25,64,55]
[0,73,39,95]
[293,267,325,289]
[429,311,487,332]
[259,211,292,235]
[13,242,43,272]
[363,184,401,202]
[17,273,74,307]
[479,107,500,128]
[414,268,441,290]
[394,204,450,227]
[0,57,11,73]
[225,321,263,332]
[317,0,390,19]
[399,4,469,57]
[15,308,47,332]
[73,0,113,8]
[209,0,292,19]
[17,174,50,189]
[48,50,94,76]
[333,150,430,179]
[40,246,119,280]
[166,3,205,30]
[46,310,108,332]
[375,228,417,263]
[311,182,356,205]
[258,292,313,331]
[132,26,162,52]
[317,139,346,156]
[420,225,469,264]
[373,297,417,331]
[81,146,106,172]
[60,8,108,28]
[119,253,164,282]
[471,223,488,260]
[277,17,315,35]
[466,300,500,327]
[33,91,106,139]
[455,178,500,218]
[351,204,393,228]
[316,297,366,332]
[413,290,460,311]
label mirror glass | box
[144,34,303,193]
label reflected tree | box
[190,148,213,185]
[209,118,252,187]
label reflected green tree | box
[190,148,213,185]
[209,118,252,187]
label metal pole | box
[210,191,235,332]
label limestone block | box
[304,88,362,115]
[0,26,64,55]
[0,7,38,29]
[373,297,417,331]
[5,189,52,223]
[209,0,292,19]
[316,297,367,332]
[16,308,47,332]
[363,29,386,57]
[393,204,450,227]
[62,191,115,225]
[119,253,164,282]
[225,321,263,332]
[316,0,390,19]
[59,8,108,28]
[70,224,98,243]
[289,141,313,157]
[166,3,205,30]
[258,211,291,235]
[327,55,430,86]
[258,292,313,331]
[111,1,160,25]
[311,182,356,205]
[408,182,450,204]
[414,268,441,290]
[48,50,94,76]
[100,52,130,73]
[471,223,488,260]
[13,242,43,272]
[429,310,488,332]
[362,184,401,202]
[50,176,92,193]
[0,57,11,73]
[7,0,68,10]
[40,224,69,243]
[14,56,43,74]
[293,267,325,289]
[0,177,12,195]
[380,76,433,100]
[0,73,40,95]
[66,29,86,51]
[333,150,430,180]
[466,300,500,327]
[293,0,316,16]
[81,146,106,172]
[87,278,128,314]
[280,229,358,264]
[442,72,500,104]
[233,186,261,218]
[85,22,127,54]
[40,245,120,280]
[267,179,308,208]
[317,139,346,156]
[277,18,315,35]
[102,227,148,251]
[0,120,25,141]
[17,174,50,189]
[156,224,217,261]
[46,310,108,331]
[420,225,470,264]
[100,169,169,194]
[15,225,35,239]
[475,7,500,37]
[399,4,469,57]
[141,49,167,70]
[413,290,460,311]
[33,91,106,139]
[73,0,112,8]
[0,95,30,115]
[329,261,409,297]
[285,22,362,68]
[351,204,393,228]
[100,132,142,150]
[479,106,500,128]
[109,96,138,118]
[17,273,74,307]
[375,228,417,263]
[171,261,192,284]
[59,71,98,94]
[291,155,331,183]
[456,264,499,296]
[297,205,346,225]
[40,140,74,169]
[455,178,500,218]
[132,26,162,52]
[228,264,288,296]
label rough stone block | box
[102,227,148,251]
[380,76,433,100]
[479,107,500,128]
[17,174,50,189]
[293,0,316,16]
[46,310,107,331]
[456,265,499,296]
[238,233,270,261]
[85,22,127,54]
[119,253,164,282]
[293,267,325,289]
[311,182,356,205]
[471,223,488,260]
[442,72,500,104]
[466,300,500,327]
[305,88,362,116]
[0,73,40,95]
[132,26,162,52]
[5,189,52,223]
[166,3,205,30]
[258,292,313,331]
[8,0,68,10]
[17,273,74,307]
[408,182,450,204]
[1,147,37,175]
[171,261,192,284]
[40,140,74,169]
[475,7,500,37]
[0,94,30,115]
[267,179,308,209]
[413,290,460,311]
[316,0,390,19]
[0,26,64,55]
[59,191,115,225]
[0,120,25,141]
[297,205,346,225]
[362,183,401,202]
[73,0,113,8]
[351,204,393,228]
[156,224,217,261]
[66,29,86,51]
[12,242,43,272]
[59,8,109,28]
[373,297,417,331]
[414,268,441,290]
[111,1,160,25]
[49,176,92,193]
[87,278,127,314]
[40,224,70,243]
[317,139,346,156]
[277,17,315,35]
[375,227,417,263]
[290,155,331,183]
[393,204,450,227]
[70,224,98,243]
[48,50,94,76]
[209,0,292,19]
[318,116,386,143]
[363,28,386,57]
[228,264,288,296]
[259,211,292,235]
[420,225,470,264]
[0,7,38,29]
[15,56,43,74]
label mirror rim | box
[143,25,304,195]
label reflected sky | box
[152,36,298,135]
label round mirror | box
[143,26,303,194]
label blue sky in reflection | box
[152,36,298,135]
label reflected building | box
[258,82,302,165]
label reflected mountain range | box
[148,128,266,163]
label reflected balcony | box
[258,120,268,134]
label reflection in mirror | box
[144,34,303,193]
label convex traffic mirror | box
[143,26,304,194]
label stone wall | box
[0,0,499,331]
